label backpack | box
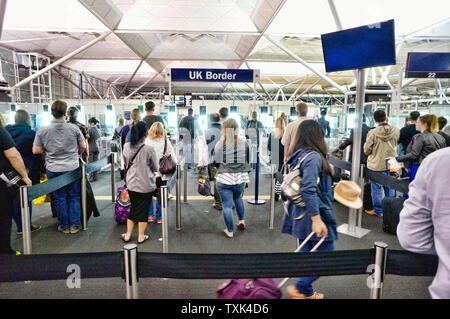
[216,279,281,299]
[198,165,211,196]
[114,186,130,223]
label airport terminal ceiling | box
[0,0,449,100]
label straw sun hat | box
[334,180,363,209]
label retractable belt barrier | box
[328,156,409,194]
[0,249,437,283]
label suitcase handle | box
[278,232,328,289]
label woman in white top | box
[213,118,250,238]
[145,122,176,223]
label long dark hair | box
[290,120,333,176]
[130,121,148,146]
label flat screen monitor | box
[43,104,49,113]
[199,105,206,116]
[185,94,192,107]
[175,95,185,107]
[321,19,395,72]
[164,94,174,106]
[290,106,296,117]
[260,105,268,114]
[405,52,450,78]
[230,105,238,113]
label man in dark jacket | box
[179,108,197,169]
[318,110,331,138]
[438,116,450,147]
[143,101,165,130]
[5,109,43,234]
[337,114,371,165]
[205,113,222,210]
[398,111,420,155]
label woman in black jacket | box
[396,114,446,183]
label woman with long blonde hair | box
[213,118,250,238]
[144,121,176,223]
[268,117,285,200]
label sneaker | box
[148,216,155,223]
[156,219,162,224]
[286,285,324,299]
[58,225,70,234]
[17,225,41,235]
[212,204,222,211]
[364,209,378,216]
[69,226,81,234]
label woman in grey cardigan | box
[213,118,250,238]
[396,114,446,183]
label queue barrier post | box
[19,186,32,255]
[176,164,182,230]
[269,164,276,229]
[81,162,87,231]
[370,242,388,299]
[123,243,139,299]
[161,186,169,253]
[248,150,265,205]
[111,152,116,203]
[183,159,188,203]
[357,164,365,228]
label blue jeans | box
[149,180,167,220]
[11,198,32,231]
[371,181,392,216]
[296,240,335,296]
[216,182,245,233]
[46,169,81,230]
[403,164,420,199]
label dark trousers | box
[88,151,99,181]
[209,166,222,208]
[0,181,14,254]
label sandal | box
[121,234,131,243]
[223,229,233,238]
[138,235,149,244]
[236,222,246,230]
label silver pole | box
[19,186,31,255]
[183,159,188,203]
[161,186,169,253]
[176,164,182,230]
[111,152,116,203]
[370,242,388,299]
[81,163,87,231]
[348,68,366,233]
[269,164,276,229]
[123,243,139,299]
[358,164,365,228]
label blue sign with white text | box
[171,68,255,83]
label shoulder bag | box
[123,144,145,185]
[159,137,176,175]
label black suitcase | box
[363,182,373,211]
[382,197,406,235]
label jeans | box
[403,164,420,199]
[182,141,194,168]
[149,180,167,220]
[216,182,245,233]
[371,181,392,216]
[296,240,335,296]
[0,181,14,254]
[46,169,81,230]
[11,198,32,231]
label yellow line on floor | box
[94,195,271,201]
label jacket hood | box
[372,125,398,141]
[5,124,34,140]
[287,148,317,166]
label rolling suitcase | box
[216,232,326,299]
[382,197,405,235]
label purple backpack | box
[216,279,282,299]
[114,186,130,223]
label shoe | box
[121,233,131,243]
[138,234,149,244]
[236,222,246,230]
[286,285,324,299]
[58,225,70,234]
[364,210,377,216]
[17,225,42,235]
[223,229,233,238]
[156,219,162,224]
[70,226,81,234]
[213,204,222,211]
[148,216,155,223]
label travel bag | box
[216,232,326,299]
[382,196,406,235]
[114,186,130,223]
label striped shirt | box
[216,172,249,185]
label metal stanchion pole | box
[370,242,388,299]
[358,164,365,228]
[81,163,87,231]
[269,164,276,229]
[111,152,116,203]
[123,243,139,299]
[248,150,265,205]
[176,164,182,230]
[183,151,188,202]
[19,186,31,255]
[161,186,169,253]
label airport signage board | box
[168,68,259,83]
[405,52,450,78]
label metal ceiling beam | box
[295,78,322,101]
[125,72,161,100]
[116,29,262,36]
[82,72,103,100]
[0,0,7,40]
[327,0,343,30]
[289,76,308,101]
[51,68,94,99]
[12,31,112,90]
[265,35,346,94]
[118,59,144,98]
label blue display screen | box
[321,19,396,72]
[405,52,450,78]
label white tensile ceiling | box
[1,0,449,97]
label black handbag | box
[0,168,25,198]
[159,137,176,175]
